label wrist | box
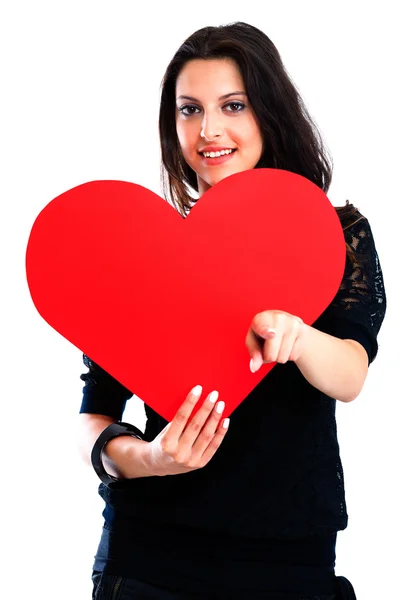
[103,436,150,479]
[134,439,161,477]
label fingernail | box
[250,358,260,373]
[216,401,225,414]
[222,418,230,429]
[192,385,202,396]
[209,390,219,403]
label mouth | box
[199,148,237,166]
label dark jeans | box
[92,570,355,599]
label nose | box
[201,111,223,141]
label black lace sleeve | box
[79,354,134,420]
[313,214,386,365]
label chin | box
[205,167,239,184]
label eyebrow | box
[176,91,247,102]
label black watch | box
[91,421,144,486]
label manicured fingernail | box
[222,418,230,429]
[250,358,260,373]
[216,401,225,414]
[192,385,202,396]
[209,390,219,403]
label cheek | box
[176,121,185,146]
[176,116,188,138]
[235,121,257,148]
[177,125,195,154]
[176,127,198,168]
[245,115,263,146]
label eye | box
[224,102,245,113]
[178,105,200,116]
[178,102,246,117]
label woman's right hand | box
[145,386,230,476]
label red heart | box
[25,169,345,422]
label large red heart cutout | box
[25,169,345,422]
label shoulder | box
[334,203,377,267]
[335,201,369,234]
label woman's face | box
[175,58,264,197]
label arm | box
[77,413,156,479]
[295,214,387,402]
[293,326,368,403]
[247,215,386,403]
[78,355,156,479]
[248,315,368,403]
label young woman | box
[78,21,386,600]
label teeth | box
[202,149,234,158]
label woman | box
[78,22,386,599]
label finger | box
[246,328,264,372]
[167,385,203,440]
[274,328,298,364]
[288,335,304,362]
[251,312,277,339]
[191,398,226,457]
[274,318,303,363]
[179,390,220,446]
[262,329,283,363]
[197,415,230,466]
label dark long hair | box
[158,21,365,264]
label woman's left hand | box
[245,310,308,372]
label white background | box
[1,1,398,598]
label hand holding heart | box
[146,385,230,476]
[246,310,307,372]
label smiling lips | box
[200,148,237,166]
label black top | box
[79,213,386,595]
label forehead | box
[176,59,244,97]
